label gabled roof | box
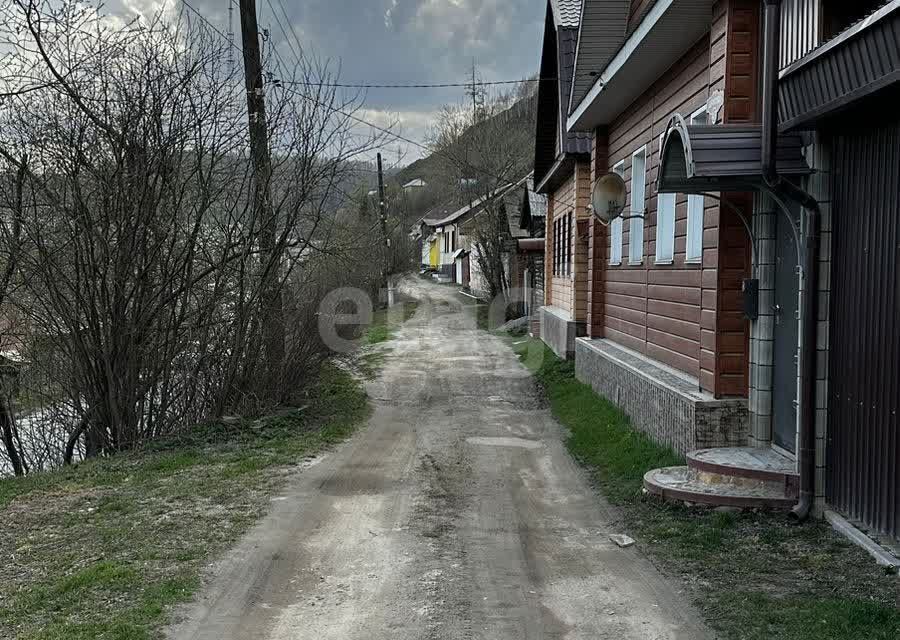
[403,178,426,188]
[550,0,582,28]
[517,177,548,235]
[534,1,591,192]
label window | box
[655,133,676,264]
[609,161,625,265]
[629,147,646,265]
[553,213,573,277]
[685,108,708,263]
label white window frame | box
[685,107,709,263]
[609,160,625,265]
[628,146,647,265]
[655,132,676,265]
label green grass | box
[509,336,900,640]
[364,300,418,345]
[0,364,370,640]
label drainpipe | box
[784,183,820,523]
[761,0,782,183]
[759,0,819,522]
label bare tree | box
[0,0,386,470]
[427,85,536,301]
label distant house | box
[402,178,427,191]
[533,0,593,359]
[514,179,548,336]
[411,202,456,274]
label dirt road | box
[168,277,710,640]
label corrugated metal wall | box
[779,0,820,69]
[827,111,900,540]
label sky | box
[109,0,547,165]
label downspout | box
[760,0,819,522]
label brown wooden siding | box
[545,162,591,321]
[587,0,755,397]
[603,34,714,386]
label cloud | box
[99,0,545,163]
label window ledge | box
[628,260,644,266]
[608,261,622,266]
[654,259,674,266]
[684,258,703,265]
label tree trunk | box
[0,390,25,476]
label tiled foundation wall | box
[576,340,749,455]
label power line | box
[278,76,600,89]
[178,0,572,213]
[262,0,302,66]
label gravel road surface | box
[167,277,710,640]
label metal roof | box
[778,1,900,131]
[567,0,630,115]
[432,176,530,227]
[657,115,811,195]
[568,0,714,131]
[550,0,582,28]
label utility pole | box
[239,0,284,397]
[227,0,234,72]
[376,152,394,306]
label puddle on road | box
[465,436,543,450]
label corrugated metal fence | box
[827,110,900,540]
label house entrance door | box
[772,207,800,454]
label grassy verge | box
[0,365,370,640]
[509,337,900,640]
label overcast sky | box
[113,0,546,165]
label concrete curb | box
[824,510,900,573]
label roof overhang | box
[567,0,714,132]
[517,238,546,252]
[778,1,900,132]
[534,153,588,194]
[567,0,630,115]
[657,115,812,195]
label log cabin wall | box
[588,0,758,398]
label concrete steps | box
[643,447,799,509]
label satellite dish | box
[590,172,627,225]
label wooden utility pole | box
[376,153,394,306]
[239,0,284,396]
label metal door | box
[772,209,799,454]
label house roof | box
[434,174,533,227]
[550,0,582,28]
[567,0,630,116]
[419,201,458,227]
[518,177,548,232]
[534,1,591,192]
[403,178,427,188]
[568,0,715,131]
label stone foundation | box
[540,306,585,359]
[575,338,749,455]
